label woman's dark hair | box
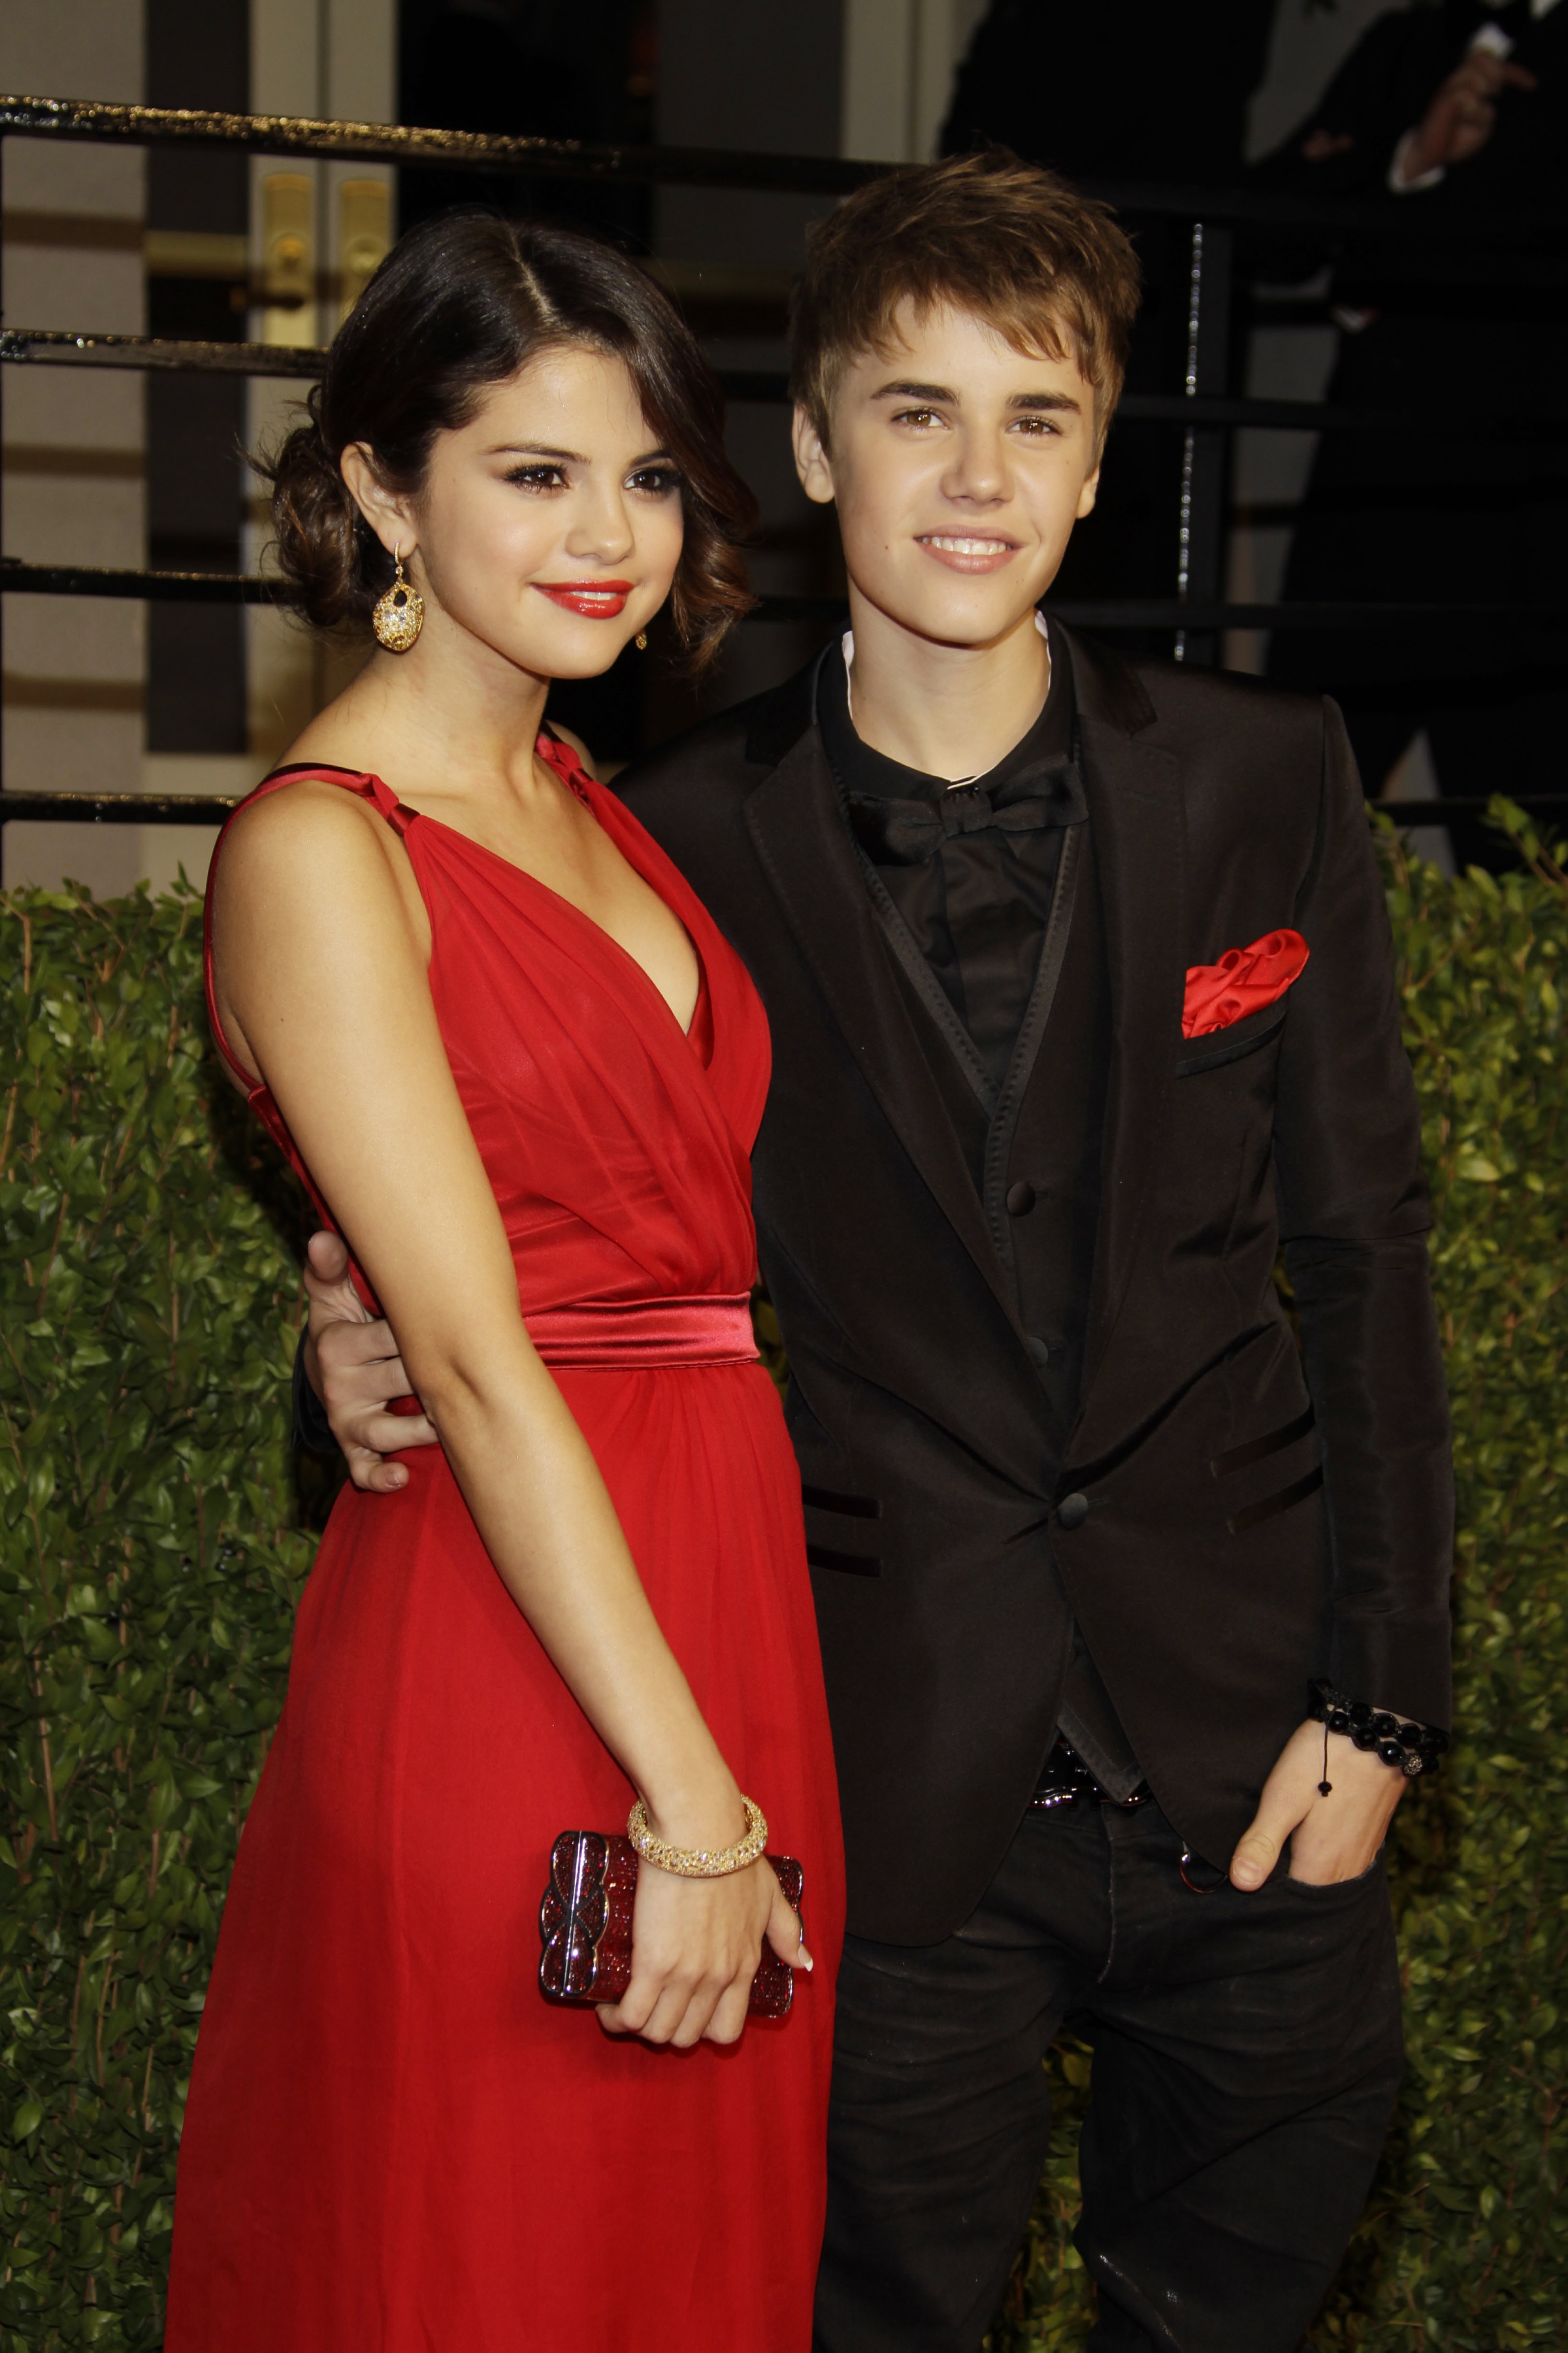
[259,210,757,671]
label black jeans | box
[813,1801,1403,2353]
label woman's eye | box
[628,467,682,497]
[505,464,567,491]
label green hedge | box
[2,806,1565,2348]
[0,886,328,2350]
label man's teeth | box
[922,536,1011,554]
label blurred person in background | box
[942,0,1276,188]
[1257,1,1568,811]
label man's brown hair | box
[790,150,1141,452]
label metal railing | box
[3,93,1565,836]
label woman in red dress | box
[166,212,843,2352]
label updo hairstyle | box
[260,210,758,670]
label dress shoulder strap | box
[254,761,419,836]
[536,731,595,807]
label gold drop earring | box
[372,545,425,652]
[634,631,649,651]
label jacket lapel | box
[742,717,1027,1337]
[1059,629,1186,1412]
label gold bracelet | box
[625,1795,768,1879]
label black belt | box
[1030,1734,1154,1813]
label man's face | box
[792,299,1102,649]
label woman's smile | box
[532,579,635,618]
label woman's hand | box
[600,1847,810,2049]
[1230,1716,1407,1890]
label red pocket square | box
[1183,929,1309,1040]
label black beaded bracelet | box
[1309,1679,1450,1782]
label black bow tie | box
[846,757,1086,866]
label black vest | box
[817,640,1130,1788]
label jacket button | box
[1026,1336,1051,1370]
[1057,1492,1090,1531]
[1005,1180,1036,1217]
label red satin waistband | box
[525,1293,760,1370]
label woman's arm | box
[212,783,804,2043]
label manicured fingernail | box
[800,1947,813,1971]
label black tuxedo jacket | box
[619,629,1453,1945]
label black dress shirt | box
[819,633,1143,1800]
[817,636,1077,1093]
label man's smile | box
[914,533,1021,574]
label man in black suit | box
[296,154,1453,2352]
[1257,0,1568,806]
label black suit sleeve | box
[1271,700,1454,1729]
[1250,12,1456,202]
[291,1327,340,1457]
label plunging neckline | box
[263,757,708,1047]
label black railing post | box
[1174,219,1233,668]
[1,129,7,815]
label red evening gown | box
[165,738,843,2352]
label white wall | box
[0,0,396,895]
[841,0,988,162]
[151,0,393,887]
[1,0,148,893]
[245,0,394,793]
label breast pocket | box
[1176,1002,1288,1078]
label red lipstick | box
[532,580,634,619]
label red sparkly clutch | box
[538,1831,804,2018]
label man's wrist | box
[1309,1680,1448,1777]
[1390,128,1445,193]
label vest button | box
[1057,1492,1090,1531]
[1005,1180,1037,1217]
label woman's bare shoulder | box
[219,772,401,885]
[214,774,430,970]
